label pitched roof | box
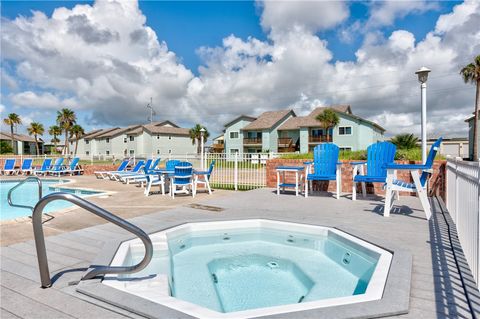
[224,115,257,128]
[143,123,190,136]
[84,128,119,140]
[278,105,385,132]
[0,131,43,143]
[242,110,294,130]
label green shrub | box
[279,147,443,161]
[0,141,13,154]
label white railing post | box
[234,152,238,191]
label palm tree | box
[2,113,21,154]
[27,122,44,155]
[70,124,84,156]
[189,124,210,154]
[460,55,480,161]
[315,109,340,142]
[56,108,76,155]
[390,133,419,150]
[48,125,62,154]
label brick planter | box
[267,159,446,199]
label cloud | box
[366,0,439,28]
[10,91,78,109]
[1,0,478,139]
[258,1,349,36]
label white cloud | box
[1,0,478,138]
[258,1,349,36]
[10,91,78,109]
[366,0,439,28]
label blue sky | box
[0,0,476,140]
[1,1,459,71]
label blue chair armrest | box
[336,162,342,165]
[194,170,209,175]
[385,163,429,170]
[350,161,366,166]
[304,161,313,165]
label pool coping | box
[76,218,412,319]
[0,178,115,224]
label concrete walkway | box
[0,187,475,318]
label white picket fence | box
[0,152,281,191]
[446,157,480,290]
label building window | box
[230,131,239,139]
[86,151,90,155]
[230,149,239,154]
[129,136,134,142]
[340,147,352,152]
[124,137,127,143]
[157,135,160,139]
[106,138,110,143]
[106,151,110,155]
[168,149,172,154]
[157,150,160,154]
[169,136,172,140]
[86,140,89,145]
[338,127,352,135]
[129,149,135,155]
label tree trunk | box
[197,137,201,154]
[10,125,15,154]
[64,130,69,155]
[74,139,79,156]
[53,137,58,154]
[34,135,40,155]
[473,79,479,161]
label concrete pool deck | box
[1,182,478,318]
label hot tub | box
[99,220,393,319]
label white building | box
[73,121,196,158]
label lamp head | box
[415,66,431,84]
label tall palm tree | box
[70,124,84,156]
[460,55,480,161]
[27,122,44,155]
[56,108,76,155]
[48,125,62,154]
[189,124,210,154]
[315,109,340,142]
[390,133,419,150]
[2,113,21,154]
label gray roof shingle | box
[242,110,293,130]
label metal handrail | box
[7,176,42,211]
[32,192,153,288]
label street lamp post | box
[415,66,431,164]
[200,128,205,170]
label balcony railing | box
[243,138,262,145]
[278,138,293,146]
[309,136,332,143]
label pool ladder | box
[7,176,153,288]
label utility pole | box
[146,97,156,123]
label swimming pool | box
[102,220,392,319]
[0,179,103,221]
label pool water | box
[125,227,379,314]
[0,180,102,221]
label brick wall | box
[81,164,117,175]
[267,159,446,199]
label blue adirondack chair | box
[351,142,397,200]
[171,162,195,198]
[34,158,53,176]
[304,144,342,199]
[194,160,215,194]
[384,137,443,220]
[2,159,16,175]
[54,157,82,176]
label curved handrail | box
[32,192,153,288]
[7,176,42,211]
